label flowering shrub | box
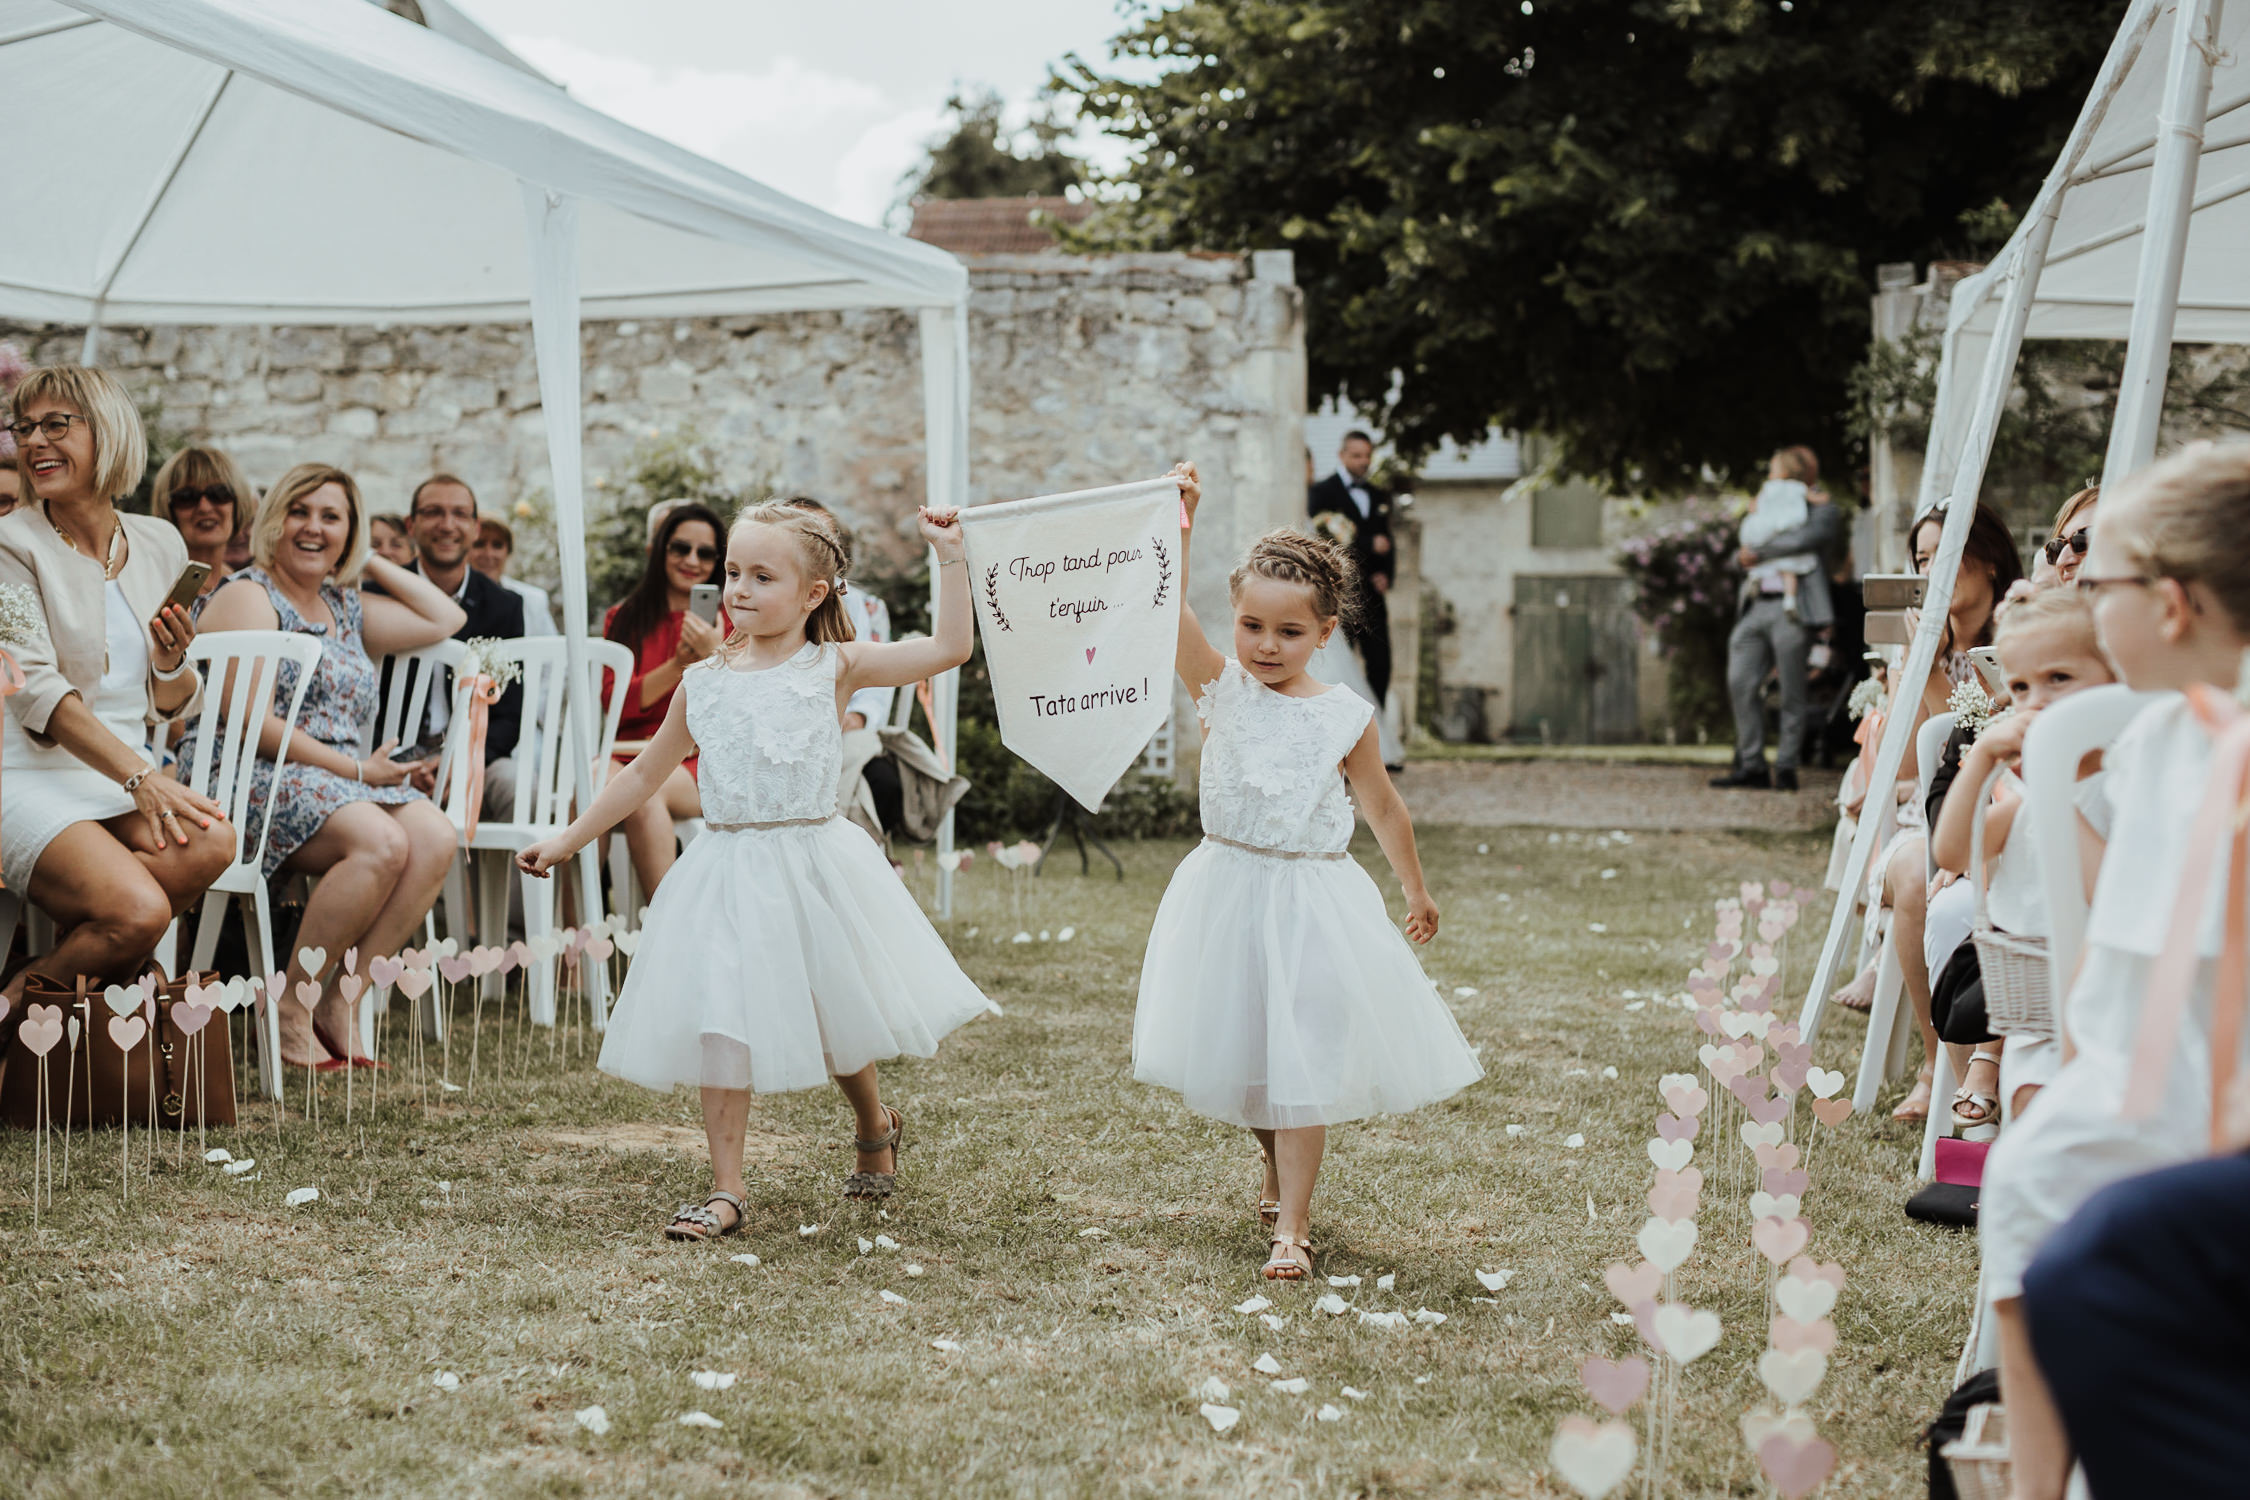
[1615,502,1744,738]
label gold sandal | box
[1256,1146,1279,1228]
[664,1190,746,1242]
[843,1105,904,1200]
[1261,1232,1313,1281]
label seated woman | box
[184,464,464,1068]
[157,444,253,600]
[0,366,233,1006]
[603,501,725,896]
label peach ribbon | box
[0,649,21,886]
[457,673,501,845]
[2120,685,2250,1149]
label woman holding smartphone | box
[603,502,726,896]
[0,366,234,1013]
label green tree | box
[896,87,1087,210]
[1061,0,2128,491]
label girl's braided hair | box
[727,499,855,647]
[1229,527,1361,630]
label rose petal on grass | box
[1077,1227,1109,1239]
[1357,1309,1409,1330]
[677,1411,723,1430]
[1326,1274,1361,1288]
[905,1264,925,1278]
[1194,1376,1231,1403]
[1057,927,1075,942]
[1414,1309,1447,1326]
[1317,1403,1345,1421]
[931,1339,963,1354]
[224,1159,258,1177]
[799,1225,820,1237]
[1342,1386,1369,1400]
[1011,932,1032,944]
[1476,1269,1516,1291]
[1271,1377,1311,1394]
[1472,1296,1501,1305]
[878,1290,908,1306]
[691,1371,737,1391]
[857,1237,874,1255]
[1259,1313,1285,1331]
[573,1405,609,1435]
[1376,1273,1396,1291]
[285,1187,319,1207]
[1453,987,1479,999]
[728,1253,761,1268]
[1588,922,1608,933]
[1314,1293,1349,1315]
[1233,1295,1272,1315]
[1564,1134,1586,1149]
[431,1372,460,1391]
[1504,1124,1526,1137]
[1601,1066,1619,1079]
[1252,1353,1283,1375]
[1199,1403,1240,1433]
[874,1235,900,1251]
[203,1148,232,1164]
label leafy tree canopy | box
[1060,0,2128,492]
[896,87,1088,212]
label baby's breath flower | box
[457,637,523,690]
[1847,675,1887,722]
[1947,677,1996,738]
[0,583,41,648]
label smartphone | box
[1862,573,1927,610]
[1967,646,2009,697]
[1864,610,1914,646]
[163,561,212,611]
[688,583,720,625]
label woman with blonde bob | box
[185,462,464,1068]
[0,365,233,1010]
[153,443,254,597]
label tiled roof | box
[906,196,1094,256]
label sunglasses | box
[666,539,720,563]
[170,485,235,510]
[2042,529,2091,565]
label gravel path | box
[1398,759,1844,832]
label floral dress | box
[182,567,423,880]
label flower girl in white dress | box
[1135,464,1483,1280]
[519,502,995,1241]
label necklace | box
[49,504,125,580]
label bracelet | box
[151,657,191,683]
[121,765,153,794]
[354,758,365,783]
[938,558,967,569]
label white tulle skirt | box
[596,817,997,1094]
[1132,840,1485,1129]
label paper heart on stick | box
[1603,1260,1664,1308]
[137,970,158,1003]
[1579,1355,1649,1416]
[337,974,365,1003]
[102,984,140,1019]
[1748,1192,1802,1223]
[1749,953,1780,977]
[1772,1058,1810,1095]
[1806,1067,1847,1099]
[369,956,406,989]
[614,931,641,957]
[1745,1093,1791,1127]
[1756,1434,1838,1500]
[1548,1416,1637,1500]
[1657,1071,1699,1099]
[1654,1112,1699,1144]
[1662,1082,1710,1116]
[1757,1348,1827,1408]
[1754,1141,1802,1172]
[432,937,459,959]
[1741,1406,1818,1457]
[1786,1256,1846,1288]
[395,968,434,1001]
[225,976,252,1012]
[1634,1217,1697,1273]
[290,981,319,1013]
[584,935,615,961]
[108,1014,147,1052]
[1696,1042,1724,1072]
[1768,1315,1836,1356]
[1752,1217,1812,1266]
[507,941,533,972]
[436,956,473,985]
[1694,1006,1724,1037]
[18,1004,62,1056]
[1810,1097,1855,1127]
[1645,1137,1693,1172]
[1740,1121,1785,1150]
[1646,1178,1698,1221]
[1653,1303,1722,1363]
[1763,1167,1810,1198]
[1774,1276,1840,1323]
[171,1001,215,1037]
[296,945,328,979]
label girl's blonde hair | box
[2103,443,2250,633]
[1994,583,2102,662]
[728,500,853,646]
[251,463,370,583]
[1229,527,1361,629]
[9,365,146,503]
[1771,445,1819,483]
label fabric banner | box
[958,477,1182,810]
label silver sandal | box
[843,1105,904,1200]
[664,1189,747,1242]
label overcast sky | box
[452,0,1148,226]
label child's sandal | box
[1256,1146,1279,1228]
[842,1105,904,1201]
[664,1190,747,1242]
[1261,1232,1313,1281]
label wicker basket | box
[1968,764,2056,1040]
[1943,1402,2012,1500]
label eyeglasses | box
[169,485,235,511]
[666,540,719,563]
[2042,529,2091,564]
[2075,573,2155,598]
[5,413,86,442]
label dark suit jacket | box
[383,564,526,764]
[1307,471,1393,595]
[1734,500,1846,628]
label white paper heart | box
[296,945,328,979]
[102,984,140,1019]
[1654,1303,1722,1363]
[1740,1405,1819,1455]
[1758,1348,1827,1407]
[1646,1137,1693,1172]
[1748,1192,1804,1222]
[615,930,642,957]
[1635,1218,1697,1273]
[1549,1416,1636,1499]
[1774,1277,1839,1323]
[1739,1121,1786,1149]
[1806,1067,1846,1099]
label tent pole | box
[1798,204,2061,1062]
[521,182,604,1021]
[919,300,971,920]
[78,313,102,366]
[2103,0,2223,484]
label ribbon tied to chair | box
[0,648,23,885]
[457,672,502,845]
[2121,684,2250,1149]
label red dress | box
[604,604,727,777]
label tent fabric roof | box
[1953,0,2250,344]
[0,0,965,327]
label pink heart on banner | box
[1604,1261,1663,1308]
[1752,1217,1811,1266]
[18,1004,61,1057]
[1769,1315,1837,1356]
[1756,1434,1837,1500]
[293,981,322,1012]
[1579,1355,1650,1416]
[1085,647,1096,665]
[1810,1097,1855,1127]
[1746,1093,1791,1126]
[1727,1073,1763,1106]
[1654,1112,1699,1144]
[108,1014,148,1052]
[1754,1141,1802,1172]
[171,1002,214,1037]
[584,935,615,962]
[1653,1165,1703,1197]
[1771,1037,1812,1071]
[1763,1167,1810,1198]
[506,940,532,973]
[1786,1256,1847,1289]
[437,955,473,985]
[368,955,406,989]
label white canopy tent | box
[1803,0,2240,1088]
[0,0,972,911]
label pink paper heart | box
[265,971,289,1008]
[171,1001,215,1037]
[1754,1141,1802,1172]
[1771,1038,1811,1071]
[1786,1256,1846,1289]
[400,946,429,970]
[1655,1111,1699,1144]
[1579,1355,1650,1416]
[292,980,321,1012]
[1763,1167,1810,1198]
[1084,647,1096,664]
[584,936,615,961]
[437,956,473,985]
[1630,1298,1661,1354]
[396,968,433,1001]
[108,1014,148,1052]
[137,971,158,1003]
[1694,1007,1724,1037]
[1703,941,1733,963]
[506,940,533,973]
[338,974,366,1003]
[1653,1166,1703,1197]
[1769,1315,1837,1356]
[1738,987,1774,1015]
[1810,1097,1854,1127]
[1773,1058,1809,1094]
[1646,1179,1698,1220]
[1752,1217,1811,1266]
[1727,1074,1763,1106]
[18,1007,61,1057]
[1746,1093,1791,1126]
[1603,1261,1663,1308]
[1756,1434,1837,1500]
[368,955,406,989]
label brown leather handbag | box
[1,970,237,1130]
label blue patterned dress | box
[181,566,423,879]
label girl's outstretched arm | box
[1341,720,1437,943]
[1171,461,1226,698]
[840,507,976,691]
[516,688,697,877]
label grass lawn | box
[0,824,1971,1498]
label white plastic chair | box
[441,637,632,1027]
[179,630,323,1101]
[1849,710,1954,1128]
[363,638,471,1048]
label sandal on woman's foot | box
[1262,1233,1313,1281]
[1892,1064,1934,1123]
[664,1190,746,1242]
[1952,1049,2003,1137]
[843,1105,903,1201]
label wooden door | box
[1510,574,1639,743]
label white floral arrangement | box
[1311,510,1357,551]
[1846,675,1886,722]
[0,582,40,648]
[1947,677,1996,738]
[456,637,523,689]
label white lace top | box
[684,641,842,825]
[1196,659,1374,855]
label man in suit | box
[1712,463,1845,792]
[399,474,525,818]
[1307,430,1396,707]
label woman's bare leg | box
[1997,1296,2073,1499]
[276,802,410,1064]
[1265,1125,1324,1273]
[298,801,457,1058]
[1886,838,1939,1120]
[12,816,230,998]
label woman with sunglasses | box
[155,445,253,597]
[2036,484,2098,588]
[603,501,727,896]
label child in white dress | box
[1740,447,1821,620]
[1978,444,2250,1499]
[519,501,995,1241]
[1135,463,1483,1281]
